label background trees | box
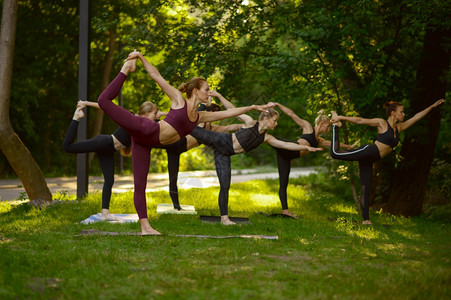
[1,0,449,216]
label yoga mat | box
[76,229,278,240]
[156,203,197,215]
[80,213,139,224]
[258,212,299,219]
[199,215,250,224]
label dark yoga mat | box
[199,215,250,224]
[258,212,298,219]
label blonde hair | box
[138,101,157,116]
[120,146,132,157]
[259,107,279,121]
[178,77,207,98]
[314,109,329,126]
[123,101,157,158]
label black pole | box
[77,0,90,198]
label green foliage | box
[1,0,449,219]
[1,176,450,299]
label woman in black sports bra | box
[270,103,358,218]
[330,98,445,224]
[156,103,243,210]
[190,92,324,225]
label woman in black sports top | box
[269,103,358,218]
[190,92,323,225]
[330,98,445,224]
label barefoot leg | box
[220,215,236,225]
[139,218,162,235]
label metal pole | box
[77,0,90,198]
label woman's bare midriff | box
[232,134,245,154]
[375,141,393,158]
[296,138,311,157]
[159,121,181,145]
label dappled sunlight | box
[391,228,421,240]
[328,203,356,214]
[332,217,382,240]
[229,191,279,208]
[295,237,311,245]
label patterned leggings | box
[190,126,235,215]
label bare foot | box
[120,59,137,75]
[100,213,118,221]
[221,215,236,225]
[100,209,118,221]
[282,209,299,219]
[362,220,373,225]
[139,218,162,235]
[330,111,342,127]
[73,107,85,121]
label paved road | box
[0,167,319,201]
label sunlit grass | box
[0,174,450,299]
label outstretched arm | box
[271,102,312,130]
[198,104,273,123]
[78,100,100,109]
[266,134,323,152]
[332,115,383,128]
[211,123,244,133]
[398,99,445,132]
[209,90,254,125]
[126,50,185,107]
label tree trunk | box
[0,0,52,202]
[88,30,116,164]
[384,27,451,216]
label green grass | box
[0,174,450,299]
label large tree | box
[385,25,450,216]
[0,0,52,203]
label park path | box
[0,167,318,201]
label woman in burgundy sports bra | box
[330,98,445,224]
[98,51,272,235]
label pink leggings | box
[98,72,161,219]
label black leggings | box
[190,127,236,215]
[63,120,116,209]
[156,137,189,210]
[330,125,380,220]
[272,137,302,210]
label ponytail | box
[120,146,132,157]
[259,107,279,121]
[314,109,329,126]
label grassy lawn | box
[0,174,450,299]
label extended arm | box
[398,99,445,132]
[332,113,383,128]
[266,134,323,152]
[126,50,185,107]
[211,123,244,133]
[272,102,311,129]
[209,91,254,125]
[198,104,273,123]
